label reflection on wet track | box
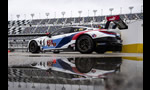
[8,53,143,90]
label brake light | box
[100,31,116,35]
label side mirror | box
[46,32,51,38]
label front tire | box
[29,40,40,53]
[76,35,94,54]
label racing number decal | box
[47,40,56,46]
[47,40,52,46]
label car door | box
[43,27,72,50]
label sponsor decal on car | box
[107,15,120,21]
[92,34,97,38]
[47,40,56,46]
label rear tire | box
[75,58,95,73]
[76,35,94,54]
[29,40,40,53]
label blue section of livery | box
[56,34,75,48]
[53,59,73,72]
[42,34,76,50]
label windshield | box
[51,27,87,36]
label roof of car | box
[63,25,96,29]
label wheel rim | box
[78,38,91,51]
[29,42,36,52]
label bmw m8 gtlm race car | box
[28,15,128,54]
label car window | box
[70,27,87,33]
[51,29,61,36]
[52,27,72,36]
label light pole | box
[54,12,56,18]
[109,8,114,15]
[88,10,89,17]
[120,7,122,14]
[78,11,82,17]
[24,14,26,20]
[39,13,41,19]
[141,5,143,13]
[11,14,13,21]
[45,13,50,19]
[101,9,103,16]
[93,10,97,22]
[129,6,134,14]
[61,11,66,25]
[61,11,66,18]
[93,10,97,16]
[71,11,72,17]
[30,13,34,20]
[16,14,20,20]
[78,11,82,25]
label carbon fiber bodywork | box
[94,37,122,51]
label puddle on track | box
[8,56,143,90]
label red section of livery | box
[107,15,120,21]
[72,29,105,40]
[72,31,89,40]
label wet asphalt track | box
[8,52,143,90]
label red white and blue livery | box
[28,15,128,54]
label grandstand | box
[8,13,143,51]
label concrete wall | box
[121,20,143,53]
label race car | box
[28,15,128,54]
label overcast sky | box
[8,0,143,20]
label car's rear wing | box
[105,15,128,30]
